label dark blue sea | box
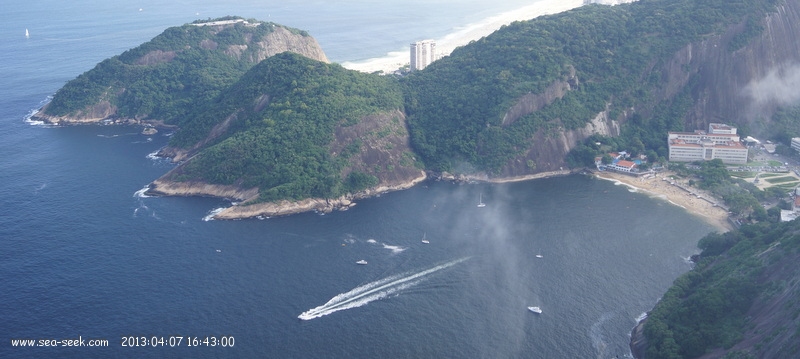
[0,1,714,358]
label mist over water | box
[1,1,713,358]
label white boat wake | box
[298,257,470,320]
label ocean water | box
[0,1,715,358]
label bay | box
[0,1,714,358]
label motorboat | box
[528,306,542,314]
[421,232,429,244]
[356,260,368,265]
[477,193,486,207]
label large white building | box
[791,137,800,153]
[410,40,436,71]
[667,123,748,164]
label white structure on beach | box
[668,123,748,164]
[410,40,436,71]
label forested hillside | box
[634,220,800,359]
[402,0,779,173]
[160,53,412,203]
[38,16,327,126]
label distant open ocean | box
[0,1,713,358]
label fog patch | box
[743,63,800,111]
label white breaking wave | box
[635,312,648,323]
[133,185,153,198]
[23,96,53,126]
[298,257,471,320]
[146,150,161,160]
[202,207,226,221]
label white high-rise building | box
[410,40,436,71]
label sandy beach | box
[595,171,734,233]
[342,0,636,73]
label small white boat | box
[421,232,429,244]
[535,254,543,258]
[25,28,30,38]
[356,260,368,265]
[477,193,486,208]
[528,306,542,314]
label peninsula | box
[32,0,800,222]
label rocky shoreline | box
[629,317,648,359]
[146,171,429,219]
[145,168,583,220]
[30,110,177,135]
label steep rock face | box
[498,108,620,176]
[488,66,617,178]
[253,26,329,63]
[656,0,800,134]
[501,65,578,127]
[331,109,423,186]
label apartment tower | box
[410,40,436,71]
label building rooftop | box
[615,160,636,168]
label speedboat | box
[421,232,429,244]
[477,193,486,207]
[356,260,368,265]
[535,254,543,258]
[528,306,542,314]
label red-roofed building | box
[608,160,637,173]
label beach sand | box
[342,0,639,73]
[595,171,733,233]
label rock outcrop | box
[253,26,328,64]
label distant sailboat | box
[25,28,29,38]
[477,193,486,207]
[421,232,429,244]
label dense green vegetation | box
[46,17,296,125]
[173,53,404,202]
[643,219,800,359]
[403,0,778,173]
[42,0,791,204]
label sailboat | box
[477,193,486,207]
[25,28,30,38]
[421,232,429,244]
